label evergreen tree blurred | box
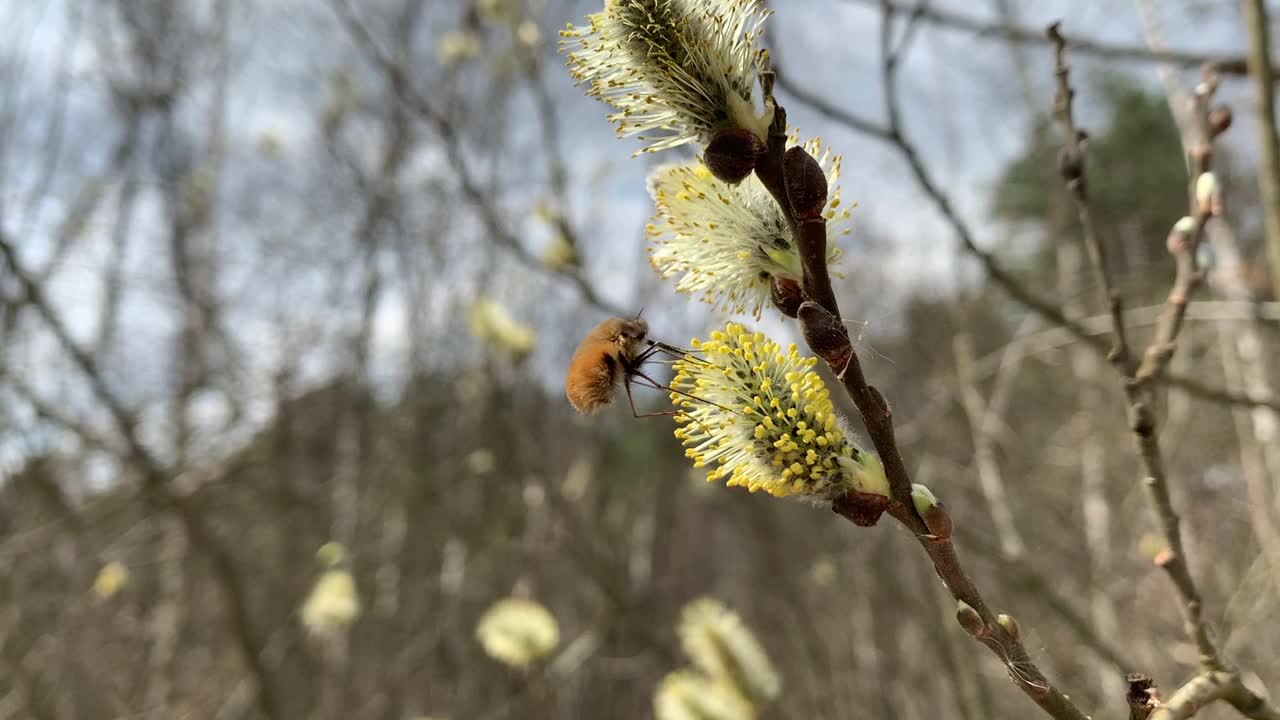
[994,78,1189,303]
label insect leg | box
[629,369,743,417]
[628,375,727,436]
[645,340,711,364]
[651,340,697,355]
[624,375,679,418]
[631,343,665,365]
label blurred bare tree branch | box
[1,1,1277,718]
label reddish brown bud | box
[956,601,987,638]
[1058,148,1084,183]
[771,276,804,318]
[924,507,951,538]
[1209,105,1233,137]
[783,146,828,220]
[797,301,851,370]
[704,128,765,184]
[832,489,890,527]
[911,484,953,540]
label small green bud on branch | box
[1166,216,1197,254]
[997,613,1022,643]
[1194,172,1220,217]
[910,483,953,540]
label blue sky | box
[0,0,1273,475]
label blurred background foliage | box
[0,0,1278,719]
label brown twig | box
[1150,672,1280,720]
[1049,22,1130,372]
[746,24,1088,720]
[1049,14,1219,671]
[1150,72,1217,668]
[770,43,1280,414]
[1050,24,1280,720]
[839,0,1276,79]
[955,525,1137,674]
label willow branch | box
[954,525,1137,674]
[747,23,1088,720]
[1050,16,1221,670]
[1131,71,1221,672]
[770,45,1280,413]
[1049,25,1130,372]
[1150,672,1280,720]
[1048,23,1280,720]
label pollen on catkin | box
[560,0,773,153]
[670,323,888,501]
[646,137,850,317]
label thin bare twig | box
[1135,0,1280,517]
[742,8,1090,715]
[1045,47,1142,704]
[954,525,1137,674]
[953,334,1025,558]
[770,38,1280,414]
[1150,672,1280,720]
[1050,24,1280,720]
[329,0,627,318]
[839,0,1276,79]
[1050,12,1218,669]
[1049,24,1130,372]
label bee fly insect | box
[564,316,736,418]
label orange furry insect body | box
[565,317,650,415]
[565,317,741,419]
